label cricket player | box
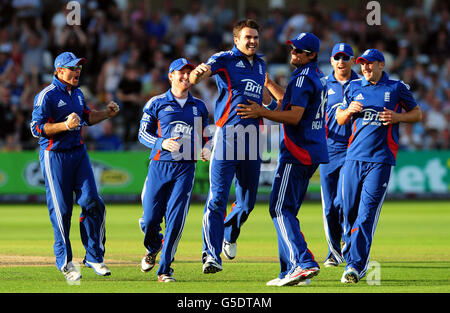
[189,19,271,273]
[30,52,120,282]
[336,49,422,283]
[237,32,328,286]
[320,43,359,268]
[138,58,211,282]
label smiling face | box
[169,67,192,94]
[360,60,384,84]
[234,27,259,59]
[331,53,354,81]
[56,66,82,88]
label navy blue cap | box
[287,32,320,53]
[331,43,354,57]
[168,58,195,74]
[356,49,385,64]
[54,52,86,69]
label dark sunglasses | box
[333,54,352,62]
[62,65,83,71]
[290,45,311,54]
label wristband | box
[65,120,71,130]
[263,99,278,111]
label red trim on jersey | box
[153,120,162,160]
[325,111,329,138]
[282,124,312,165]
[46,117,54,151]
[351,227,358,235]
[347,121,357,148]
[387,103,401,160]
[213,68,232,128]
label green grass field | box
[0,201,449,293]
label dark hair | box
[232,19,260,38]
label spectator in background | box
[0,0,447,152]
[0,84,17,143]
[20,23,51,76]
[94,119,123,151]
[117,64,142,142]
[0,43,13,77]
[96,52,124,102]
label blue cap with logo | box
[331,43,354,57]
[54,52,86,69]
[286,32,320,53]
[168,58,195,74]
[356,49,385,64]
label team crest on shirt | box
[384,92,390,102]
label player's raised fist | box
[106,101,120,117]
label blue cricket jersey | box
[138,89,210,162]
[279,62,329,165]
[342,72,418,165]
[30,76,91,151]
[325,70,360,147]
[206,46,266,128]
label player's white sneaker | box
[324,255,339,267]
[141,249,160,273]
[61,262,82,282]
[277,266,320,286]
[222,240,237,260]
[341,267,359,283]
[83,259,111,276]
[202,254,223,274]
[158,273,176,282]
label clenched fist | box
[65,112,81,130]
[106,101,120,118]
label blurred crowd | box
[0,0,448,151]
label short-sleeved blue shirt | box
[341,72,418,165]
[325,70,360,147]
[206,46,266,129]
[30,76,91,151]
[279,62,329,165]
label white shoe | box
[222,240,237,260]
[61,262,82,282]
[341,267,359,283]
[324,255,339,267]
[277,266,320,286]
[158,273,176,282]
[266,277,282,286]
[202,254,223,274]
[141,250,160,273]
[83,259,111,276]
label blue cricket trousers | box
[202,156,261,265]
[269,162,319,278]
[319,145,346,263]
[140,161,195,276]
[340,160,393,278]
[40,145,106,271]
